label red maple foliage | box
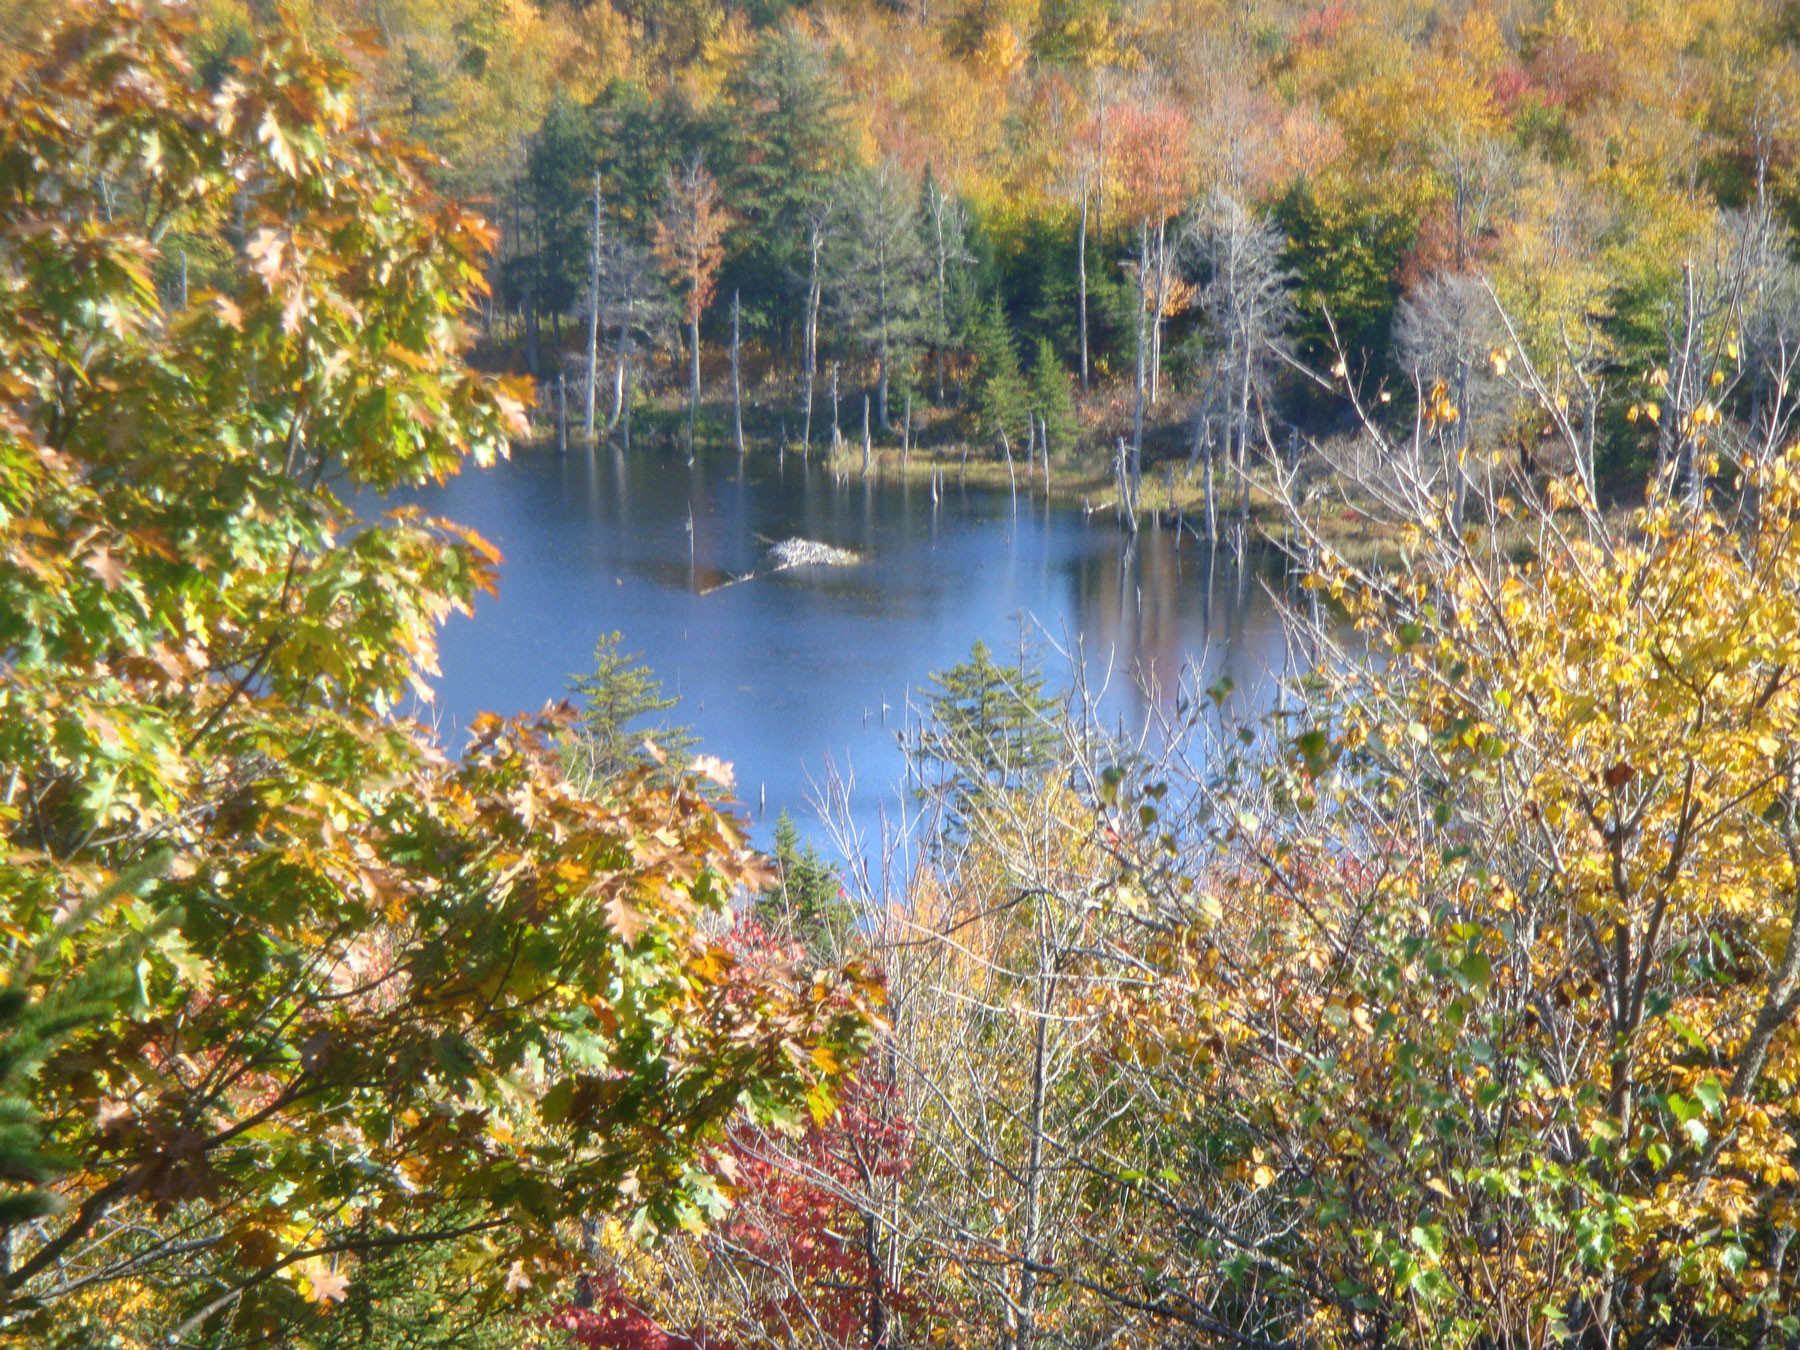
[554,925,913,1350]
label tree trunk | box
[557,370,568,455]
[1205,431,1218,541]
[1453,356,1471,529]
[902,394,912,467]
[731,290,745,456]
[1076,186,1089,395]
[607,300,631,436]
[1015,1002,1050,1350]
[830,362,842,446]
[1150,215,1168,405]
[862,394,872,474]
[878,341,891,429]
[687,315,701,457]
[1130,219,1148,502]
[803,237,822,452]
[1237,336,1252,520]
[585,175,601,442]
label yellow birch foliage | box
[1097,461,1800,1347]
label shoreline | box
[512,433,1410,566]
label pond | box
[388,445,1294,850]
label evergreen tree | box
[566,632,697,788]
[756,811,850,956]
[719,30,852,329]
[911,639,1060,827]
[590,79,687,249]
[1029,335,1080,457]
[828,161,931,427]
[970,295,1029,448]
[919,169,979,403]
[523,95,601,317]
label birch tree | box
[1188,189,1292,519]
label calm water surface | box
[390,446,1291,848]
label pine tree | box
[756,811,850,956]
[1029,336,1079,458]
[565,632,697,789]
[971,296,1029,449]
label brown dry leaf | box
[83,546,126,591]
[604,896,648,943]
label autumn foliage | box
[0,6,877,1342]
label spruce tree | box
[827,162,931,427]
[911,639,1060,827]
[565,632,697,788]
[1029,335,1080,458]
[971,296,1029,450]
[756,811,850,955]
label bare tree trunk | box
[606,298,631,435]
[1077,185,1089,395]
[803,234,823,452]
[585,174,601,442]
[1237,335,1253,520]
[731,290,745,456]
[878,340,891,429]
[902,394,912,467]
[1453,355,1471,528]
[557,370,568,455]
[862,394,872,474]
[831,362,842,447]
[1150,215,1168,405]
[687,315,701,457]
[1015,1005,1049,1350]
[1205,432,1218,541]
[1131,219,1148,502]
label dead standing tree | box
[593,228,666,440]
[800,192,836,453]
[1187,189,1292,529]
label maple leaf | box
[605,896,649,943]
[83,546,125,591]
[306,1266,350,1304]
[691,755,736,792]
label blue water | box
[386,445,1288,849]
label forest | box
[3,0,1800,1349]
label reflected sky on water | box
[385,445,1295,848]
